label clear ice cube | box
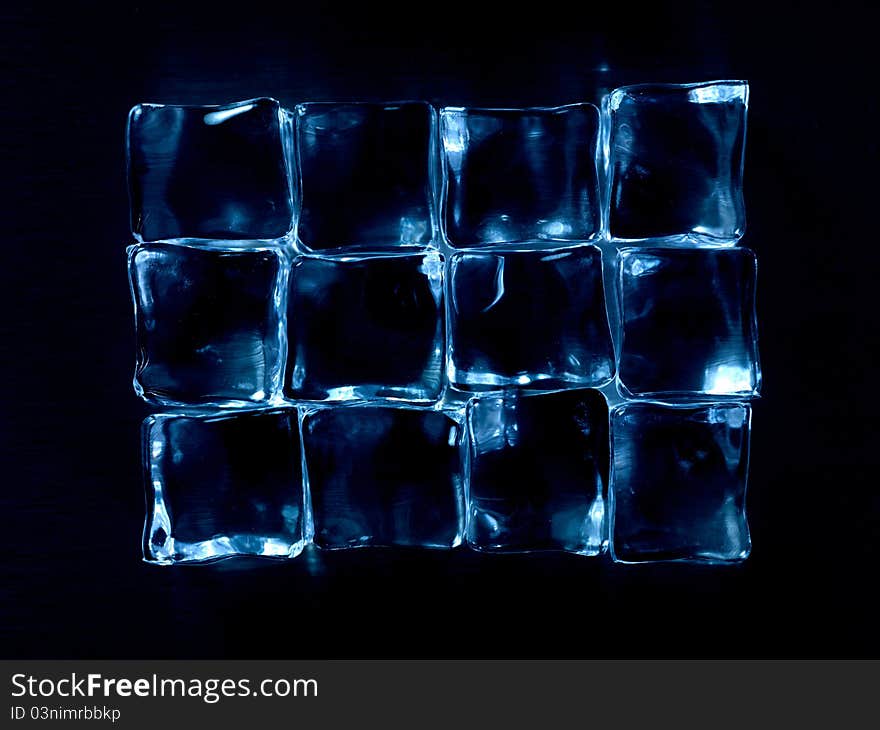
[127,98,293,242]
[448,245,614,391]
[441,104,600,246]
[294,102,437,252]
[285,251,445,403]
[617,247,760,399]
[605,81,747,243]
[610,402,752,563]
[143,409,306,564]
[467,389,608,554]
[129,241,286,407]
[302,405,465,549]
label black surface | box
[1,2,877,658]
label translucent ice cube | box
[467,389,608,554]
[143,409,306,564]
[294,102,438,252]
[285,251,444,403]
[448,245,614,391]
[128,241,287,407]
[617,247,760,399]
[609,402,752,563]
[605,81,747,244]
[127,98,293,242]
[440,104,601,247]
[302,405,465,549]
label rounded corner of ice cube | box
[125,240,146,263]
[607,544,634,565]
[142,529,174,566]
[605,86,634,114]
[461,392,479,417]
[127,103,149,128]
[140,413,164,439]
[734,242,757,264]
[560,100,600,120]
[615,246,639,264]
[132,366,149,399]
[608,395,634,421]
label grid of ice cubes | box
[127,81,759,565]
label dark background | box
[1,2,876,658]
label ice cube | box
[294,102,438,252]
[448,245,614,391]
[617,247,760,398]
[609,402,752,563]
[605,81,747,243]
[128,241,287,407]
[302,405,465,548]
[285,251,444,403]
[143,409,306,564]
[127,98,293,242]
[441,104,600,246]
[467,389,608,554]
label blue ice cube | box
[127,98,293,242]
[441,104,600,246]
[448,245,614,391]
[617,247,760,398]
[294,102,438,252]
[605,81,747,243]
[285,251,444,403]
[143,409,306,564]
[302,405,465,548]
[609,402,752,563]
[467,389,608,554]
[129,241,287,407]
